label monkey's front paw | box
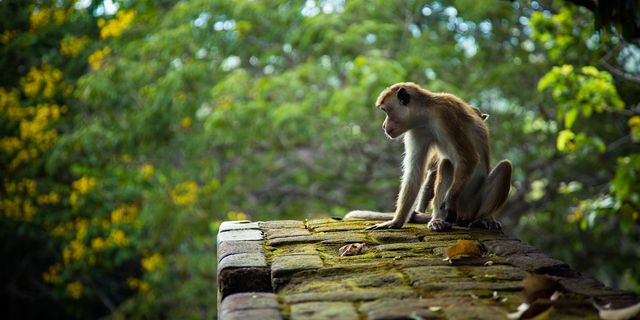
[439,201,457,223]
[469,218,502,230]
[365,220,403,230]
[427,218,452,232]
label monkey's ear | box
[397,88,411,106]
[481,113,490,121]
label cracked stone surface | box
[216,218,639,319]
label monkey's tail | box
[344,210,432,224]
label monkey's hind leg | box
[428,159,454,231]
[468,160,512,230]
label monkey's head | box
[376,83,424,140]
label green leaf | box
[557,129,575,152]
[564,107,579,129]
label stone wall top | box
[216,218,639,320]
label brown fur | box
[346,82,512,231]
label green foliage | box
[1,0,639,318]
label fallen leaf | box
[522,274,560,303]
[484,260,494,266]
[594,300,640,320]
[446,239,483,260]
[338,243,367,256]
[428,306,442,312]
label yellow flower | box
[51,222,72,237]
[139,281,150,293]
[91,237,107,252]
[60,36,90,57]
[22,200,37,221]
[109,204,138,224]
[43,263,62,284]
[0,198,21,219]
[567,208,584,224]
[110,206,126,224]
[4,182,17,193]
[19,64,64,99]
[227,211,249,221]
[36,192,60,205]
[141,253,162,273]
[75,219,89,240]
[0,87,22,119]
[0,137,22,154]
[69,191,79,208]
[127,277,140,289]
[66,281,83,300]
[139,164,155,180]
[72,176,96,194]
[88,47,111,70]
[29,7,66,31]
[29,7,51,31]
[171,181,199,206]
[127,278,150,293]
[0,30,17,45]
[107,229,128,247]
[22,179,37,195]
[181,116,192,128]
[63,239,86,264]
[99,10,135,39]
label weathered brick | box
[483,239,541,256]
[290,302,358,320]
[219,220,260,232]
[359,298,441,319]
[223,309,282,320]
[560,277,640,299]
[219,293,280,319]
[271,254,323,278]
[505,253,573,275]
[221,292,279,309]
[403,265,523,292]
[463,265,528,281]
[318,233,368,245]
[444,303,510,319]
[217,240,263,262]
[403,265,462,283]
[218,252,267,270]
[274,244,318,256]
[217,229,263,244]
[284,287,416,304]
[218,253,271,299]
[369,230,421,243]
[267,234,330,246]
[259,220,305,229]
[469,229,512,241]
[305,218,343,230]
[413,279,524,292]
[267,233,368,246]
[311,220,379,232]
[265,227,311,239]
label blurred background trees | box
[1,0,638,318]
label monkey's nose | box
[380,105,388,113]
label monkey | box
[344,82,512,231]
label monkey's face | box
[378,87,413,139]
